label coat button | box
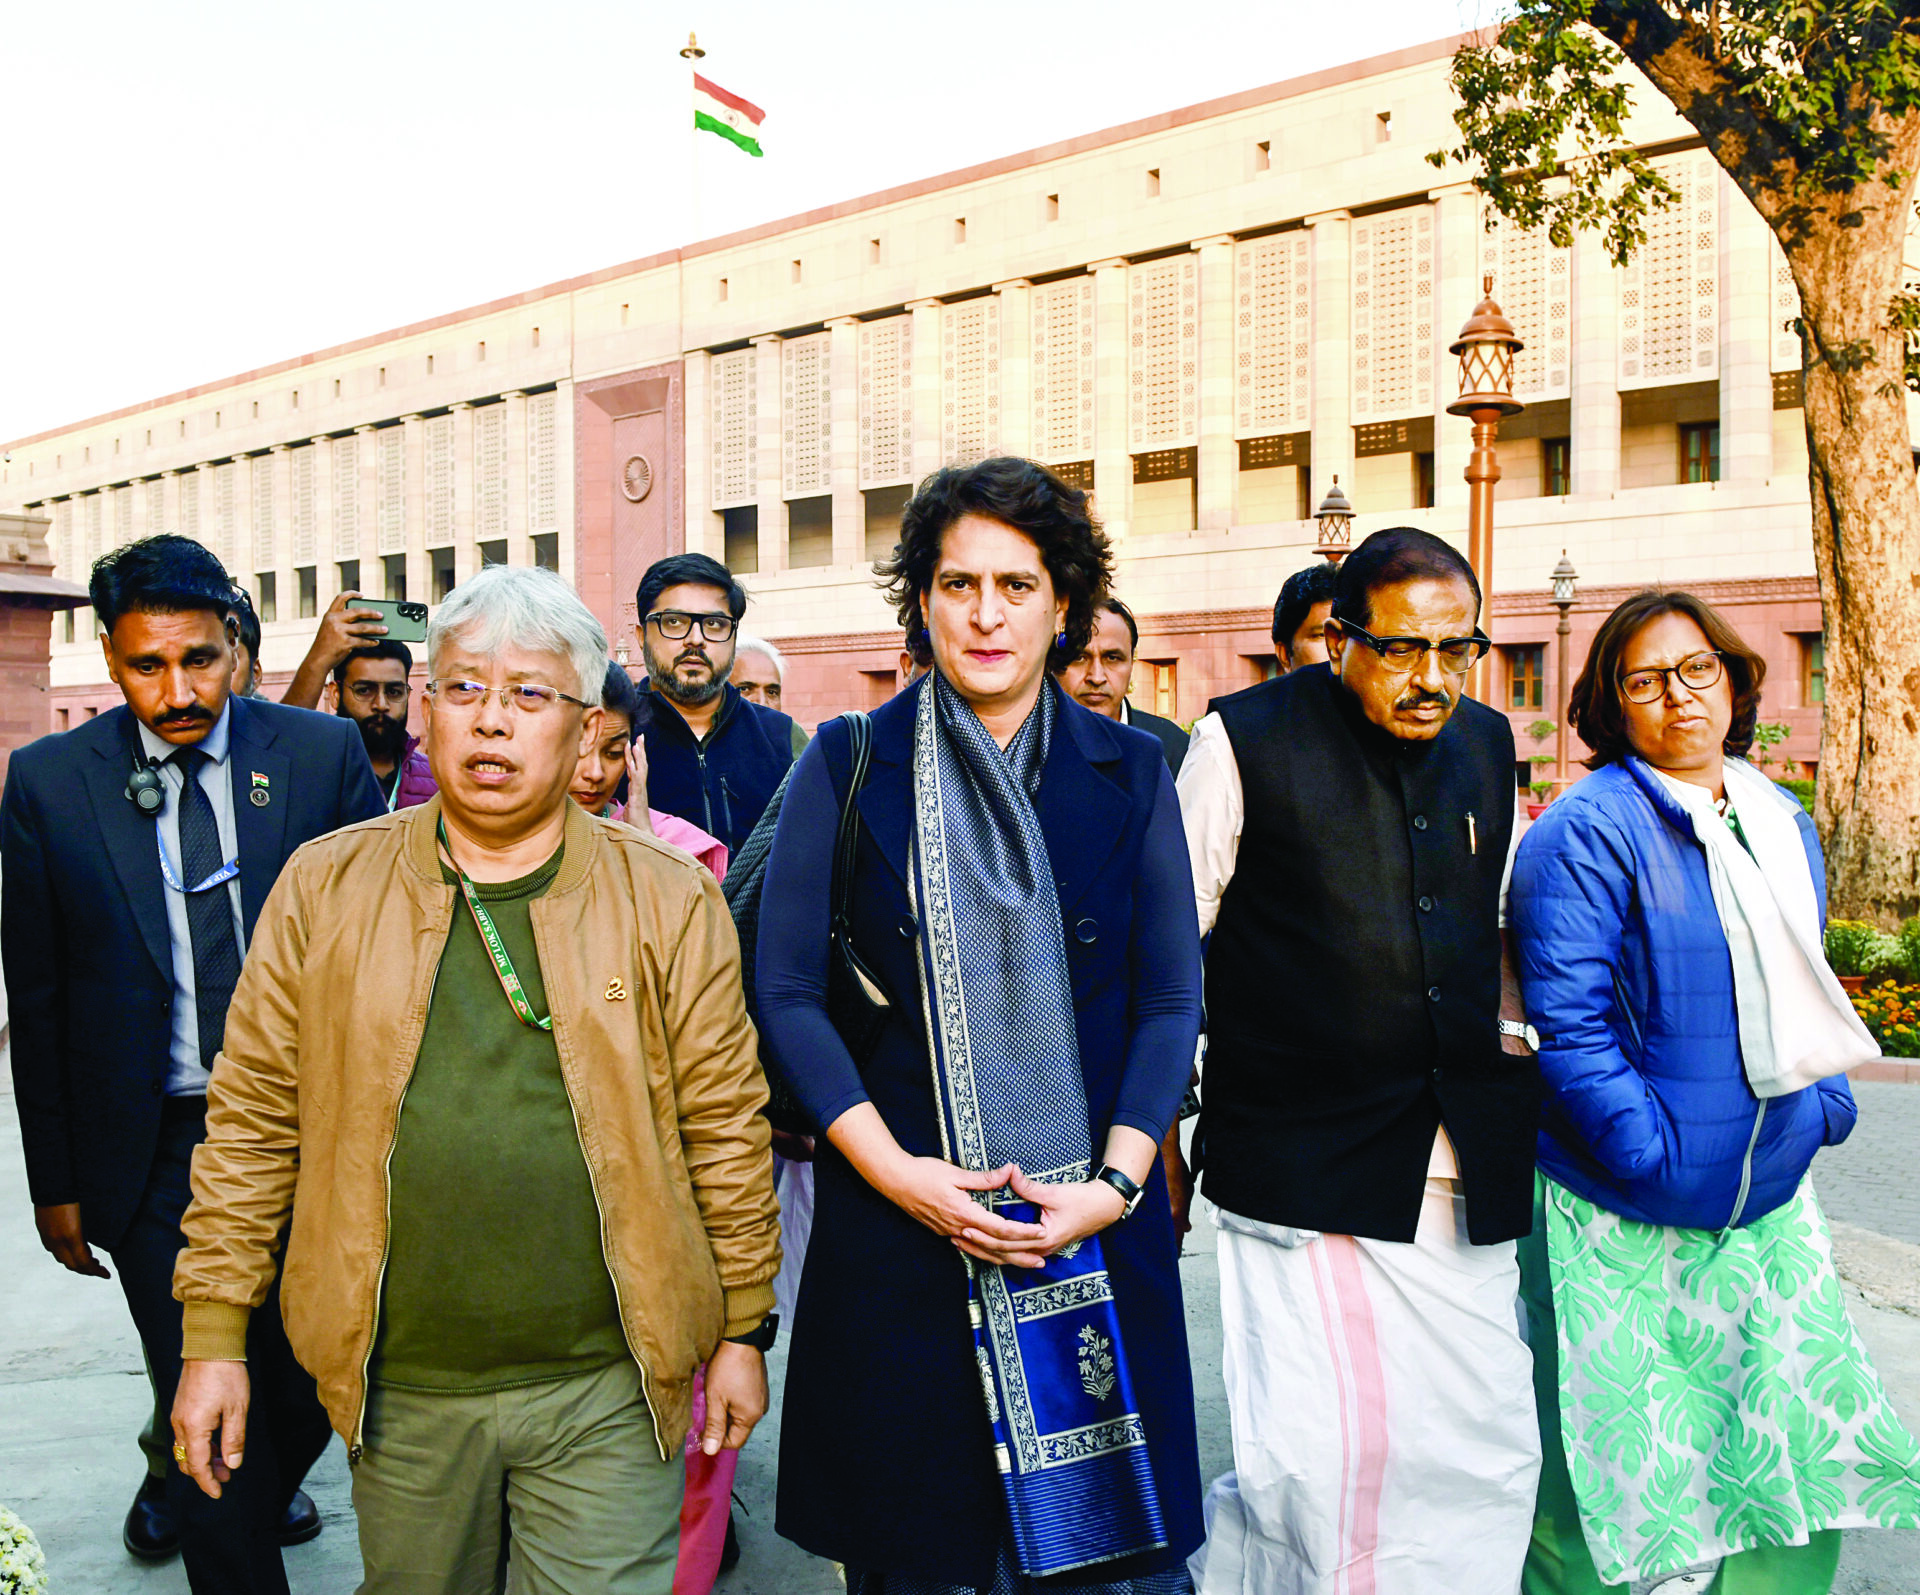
[897,915,918,941]
[1074,917,1099,945]
[149,1081,163,1097]
[1427,985,1442,1003]
[1412,814,1429,831]
[1418,895,1434,913]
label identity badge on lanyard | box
[157,838,241,897]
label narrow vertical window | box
[1045,194,1059,221]
[1146,168,1161,197]
[954,217,967,244]
[1255,140,1271,172]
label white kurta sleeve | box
[1175,711,1243,939]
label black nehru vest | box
[1199,665,1538,1245]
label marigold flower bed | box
[1851,982,1920,1059]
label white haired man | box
[170,565,781,1594]
[730,633,786,713]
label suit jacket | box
[2,697,385,1250]
[1128,704,1189,775]
[754,677,1205,1584]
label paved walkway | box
[2,1066,1914,1593]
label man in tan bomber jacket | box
[171,564,781,1595]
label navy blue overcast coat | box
[2,697,385,1251]
[754,676,1205,1585]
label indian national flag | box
[694,74,765,158]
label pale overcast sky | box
[2,0,1479,445]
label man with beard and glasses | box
[632,553,805,855]
[330,640,436,811]
[2,535,384,1592]
[1178,527,1542,1595]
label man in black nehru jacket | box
[1176,526,1541,1595]
[2,535,384,1591]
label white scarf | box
[1648,759,1879,1097]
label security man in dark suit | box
[2,535,385,1593]
[1052,597,1189,774]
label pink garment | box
[676,1366,742,1595]
[606,802,730,884]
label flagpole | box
[682,30,705,248]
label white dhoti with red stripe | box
[1193,1178,1539,1595]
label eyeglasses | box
[1620,651,1723,704]
[346,681,410,705]
[1336,620,1491,676]
[425,680,591,714]
[646,610,736,643]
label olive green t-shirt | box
[372,844,630,1391]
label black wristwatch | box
[724,1312,780,1353]
[1093,1164,1146,1221]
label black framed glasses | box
[1620,651,1723,705]
[1337,619,1491,676]
[646,610,737,643]
[345,680,410,705]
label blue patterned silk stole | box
[909,673,1166,1578]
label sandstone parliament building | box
[3,33,1859,780]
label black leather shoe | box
[277,1489,322,1548]
[123,1474,179,1561]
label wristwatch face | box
[1501,1020,1540,1050]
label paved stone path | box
[2,1067,1914,1593]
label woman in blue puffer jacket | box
[1509,590,1916,1595]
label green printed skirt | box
[1540,1175,1920,1586]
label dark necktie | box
[169,746,242,1073]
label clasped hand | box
[885,1157,1125,1269]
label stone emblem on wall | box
[621,454,654,503]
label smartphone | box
[354,596,429,644]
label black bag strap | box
[830,711,873,935]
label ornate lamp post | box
[1313,475,1355,565]
[1550,550,1579,791]
[1447,277,1525,704]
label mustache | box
[1394,687,1453,712]
[154,706,216,728]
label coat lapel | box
[855,686,916,891]
[227,698,290,945]
[85,709,173,983]
[1036,688,1131,917]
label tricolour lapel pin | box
[250,770,271,808]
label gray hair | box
[427,565,608,705]
[735,632,787,680]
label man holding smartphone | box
[284,594,434,810]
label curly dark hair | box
[1569,589,1767,769]
[877,457,1114,668]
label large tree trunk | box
[1792,224,1920,922]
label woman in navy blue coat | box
[756,457,1204,1593]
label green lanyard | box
[437,818,553,1032]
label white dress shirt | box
[136,702,244,1096]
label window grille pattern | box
[859,316,914,488]
[783,332,833,498]
[291,446,317,563]
[1030,277,1096,462]
[332,435,359,560]
[425,413,455,545]
[1352,206,1435,421]
[216,462,239,569]
[84,494,103,564]
[115,486,133,548]
[528,393,558,532]
[1234,233,1311,437]
[1770,235,1803,373]
[1480,208,1571,400]
[145,477,165,539]
[377,429,405,555]
[1618,153,1719,387]
[1129,255,1199,449]
[711,349,758,508]
[475,405,507,543]
[180,471,201,544]
[942,298,1001,466]
[252,454,276,570]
